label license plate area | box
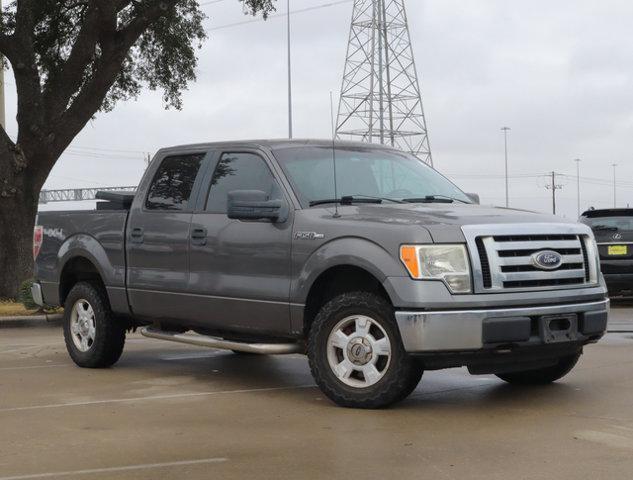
[539,314,578,344]
[608,245,628,256]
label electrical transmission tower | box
[336,0,433,165]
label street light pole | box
[551,171,556,215]
[501,126,511,208]
[286,0,293,139]
[612,163,617,208]
[574,158,581,217]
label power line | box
[446,173,545,179]
[206,0,353,30]
[68,145,148,154]
[450,172,633,189]
[199,0,227,6]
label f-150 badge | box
[295,232,325,240]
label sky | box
[6,0,631,217]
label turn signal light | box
[33,226,43,260]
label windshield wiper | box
[402,194,469,204]
[592,225,618,231]
[348,194,406,204]
[309,196,383,207]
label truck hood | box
[324,203,577,243]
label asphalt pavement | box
[1,305,632,480]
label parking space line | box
[0,344,60,355]
[0,384,316,413]
[0,364,68,371]
[0,457,228,480]
[159,351,224,360]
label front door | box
[127,151,208,321]
[186,151,294,336]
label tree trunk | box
[0,149,44,299]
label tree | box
[0,0,276,298]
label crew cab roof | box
[154,139,401,156]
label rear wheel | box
[63,282,126,368]
[495,353,581,385]
[307,292,423,408]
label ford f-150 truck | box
[32,140,609,408]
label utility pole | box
[501,127,511,207]
[286,0,293,139]
[612,163,617,208]
[574,158,581,217]
[544,171,563,215]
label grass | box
[0,300,61,317]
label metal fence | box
[39,186,137,204]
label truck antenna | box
[330,91,340,218]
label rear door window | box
[145,154,205,210]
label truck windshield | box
[581,216,633,231]
[273,146,471,207]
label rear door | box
[184,149,294,336]
[126,151,209,321]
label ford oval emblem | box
[531,250,563,270]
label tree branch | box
[119,0,180,43]
[0,32,13,57]
[42,3,105,118]
[50,0,180,155]
[12,1,45,153]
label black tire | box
[307,292,423,409]
[495,353,581,385]
[63,282,126,368]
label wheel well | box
[303,265,391,335]
[59,256,105,306]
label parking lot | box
[1,305,633,480]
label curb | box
[0,313,63,328]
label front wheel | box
[495,353,581,385]
[63,282,126,368]
[307,292,423,408]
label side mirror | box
[227,190,288,222]
[466,193,480,205]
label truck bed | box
[35,209,129,307]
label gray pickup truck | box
[33,139,609,408]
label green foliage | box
[107,1,208,110]
[18,279,39,310]
[0,1,277,111]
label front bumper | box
[395,299,609,352]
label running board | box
[140,327,303,355]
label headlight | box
[400,244,472,294]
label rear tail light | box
[33,226,43,260]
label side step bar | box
[140,327,304,355]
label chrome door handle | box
[130,227,144,244]
[191,228,207,246]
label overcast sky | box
[11,0,632,217]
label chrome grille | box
[462,224,599,293]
